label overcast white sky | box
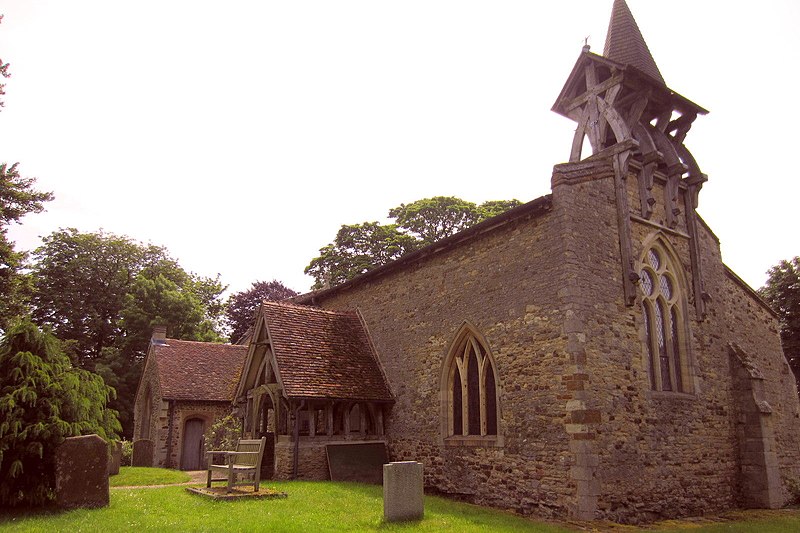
[1,1,798,295]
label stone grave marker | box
[108,440,122,476]
[383,461,423,522]
[55,434,109,509]
[132,439,154,467]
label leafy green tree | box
[305,222,420,290]
[389,196,481,245]
[0,320,120,507]
[226,280,298,342]
[0,18,54,329]
[760,257,800,391]
[305,196,522,289]
[29,229,226,437]
[477,199,523,220]
[0,163,54,330]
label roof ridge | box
[603,0,665,85]
[261,300,357,317]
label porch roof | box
[260,302,393,402]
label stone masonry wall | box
[563,161,800,523]
[132,352,164,466]
[314,203,577,519]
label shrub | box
[204,413,241,454]
[120,439,133,467]
[0,320,121,507]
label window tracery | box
[639,240,690,393]
[442,325,500,442]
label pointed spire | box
[603,0,665,85]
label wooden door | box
[181,418,204,470]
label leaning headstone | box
[55,434,109,509]
[132,439,154,467]
[108,440,122,476]
[383,461,424,522]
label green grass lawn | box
[109,467,191,487]
[1,469,799,532]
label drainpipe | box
[292,400,305,479]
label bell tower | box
[552,0,708,316]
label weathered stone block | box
[55,434,109,509]
[108,440,122,476]
[132,439,154,467]
[383,461,424,522]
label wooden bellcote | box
[552,0,709,220]
[552,0,709,317]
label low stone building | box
[133,326,247,469]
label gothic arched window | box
[639,239,690,393]
[441,324,500,443]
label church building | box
[134,0,800,523]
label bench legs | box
[227,463,235,493]
[206,468,212,488]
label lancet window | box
[640,240,690,393]
[442,325,499,441]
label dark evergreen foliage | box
[0,320,120,507]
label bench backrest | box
[234,438,266,467]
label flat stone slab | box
[186,486,288,501]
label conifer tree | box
[0,320,120,507]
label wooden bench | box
[206,437,267,493]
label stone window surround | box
[439,322,504,447]
[637,234,695,395]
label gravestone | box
[108,440,122,476]
[132,439,154,467]
[383,461,424,522]
[55,434,109,509]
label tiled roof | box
[603,0,665,85]
[261,301,393,402]
[154,339,247,402]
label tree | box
[226,280,298,342]
[389,196,481,245]
[305,196,522,289]
[760,257,800,391]
[29,229,226,437]
[0,320,120,507]
[0,163,54,330]
[305,222,420,290]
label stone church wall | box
[561,165,800,522]
[315,203,578,518]
[311,159,800,522]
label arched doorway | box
[181,418,205,470]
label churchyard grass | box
[1,476,799,532]
[109,466,191,487]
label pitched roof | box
[261,301,393,402]
[154,339,247,402]
[603,0,665,85]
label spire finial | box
[603,0,665,84]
